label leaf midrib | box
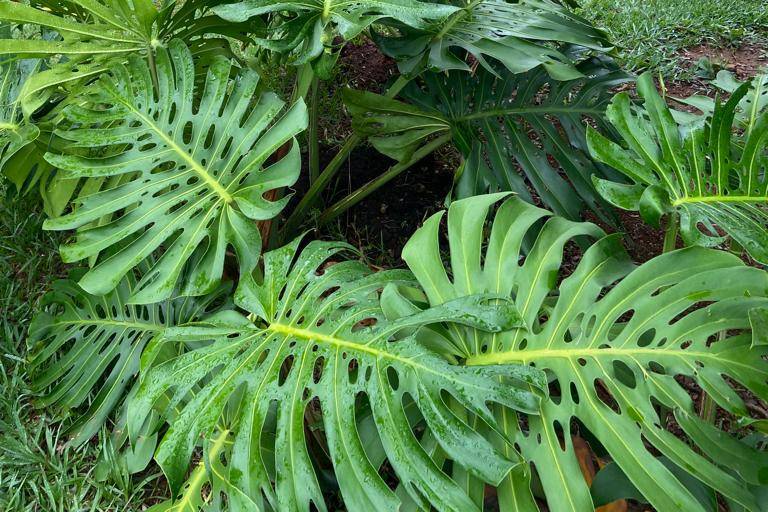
[465,346,758,373]
[113,95,234,204]
[672,194,768,206]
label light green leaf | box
[402,193,768,511]
[42,41,307,303]
[129,238,546,511]
[589,72,768,264]
[0,0,257,113]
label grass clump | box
[578,0,768,77]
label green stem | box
[315,134,452,227]
[292,62,315,104]
[147,45,159,96]
[662,212,679,253]
[308,75,320,184]
[282,74,414,237]
[658,212,679,428]
[699,339,720,423]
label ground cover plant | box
[1,0,767,511]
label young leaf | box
[403,193,768,511]
[42,41,307,303]
[128,238,546,512]
[588,72,768,264]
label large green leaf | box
[345,55,628,221]
[28,265,234,446]
[212,0,458,65]
[0,0,255,113]
[588,72,768,264]
[402,193,768,511]
[128,238,547,512]
[42,41,307,303]
[373,0,610,78]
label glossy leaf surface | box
[43,41,307,303]
[129,238,546,512]
[588,72,768,263]
[403,193,768,511]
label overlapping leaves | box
[373,0,610,79]
[402,193,768,511]
[588,72,768,263]
[43,41,307,303]
[128,238,546,512]
[28,265,233,446]
[0,0,256,114]
[212,0,457,66]
[345,55,628,221]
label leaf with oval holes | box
[43,41,307,303]
[128,237,546,512]
[588,72,768,264]
[27,264,234,446]
[402,193,768,511]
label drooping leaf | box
[372,0,611,78]
[128,238,547,512]
[345,55,629,222]
[0,0,257,113]
[42,40,307,303]
[402,193,768,511]
[27,265,234,446]
[212,0,458,65]
[588,72,768,264]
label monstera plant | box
[402,194,768,511]
[588,72,768,264]
[3,0,768,510]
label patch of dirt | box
[666,42,768,101]
[313,144,456,267]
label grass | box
[577,0,768,77]
[0,189,160,512]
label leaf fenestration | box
[403,193,768,511]
[43,41,307,303]
[129,238,547,512]
[588,72,768,263]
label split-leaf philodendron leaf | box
[588,72,768,264]
[402,193,768,511]
[212,0,458,65]
[42,41,307,304]
[28,265,234,447]
[373,0,611,79]
[345,55,628,222]
[128,238,547,512]
[0,0,256,114]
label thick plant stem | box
[315,134,452,227]
[147,45,159,96]
[658,212,679,428]
[662,213,679,253]
[282,74,414,237]
[308,75,320,184]
[699,336,724,423]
